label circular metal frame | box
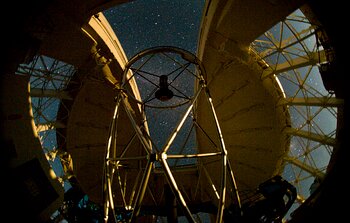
[121,46,206,109]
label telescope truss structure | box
[103,46,241,223]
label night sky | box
[103,0,205,58]
[103,0,205,155]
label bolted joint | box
[161,152,167,160]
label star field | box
[103,0,205,58]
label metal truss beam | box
[30,88,73,100]
[284,127,336,146]
[36,121,66,132]
[262,50,326,79]
[279,97,344,107]
[284,156,325,180]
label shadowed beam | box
[30,88,73,100]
